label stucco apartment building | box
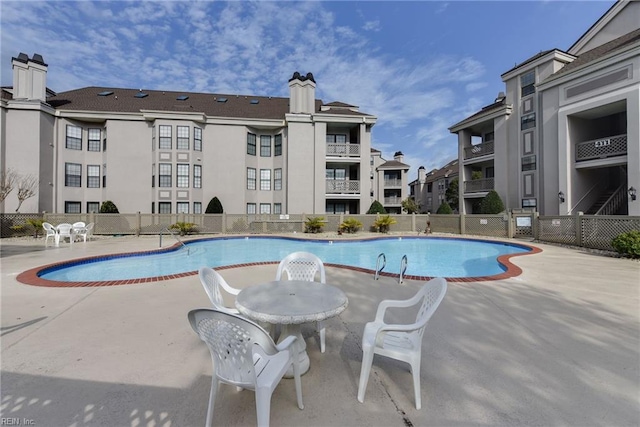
[1,60,402,215]
[370,149,410,214]
[449,0,639,216]
[409,159,459,214]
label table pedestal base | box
[280,324,309,378]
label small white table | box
[235,280,348,375]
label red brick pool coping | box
[16,236,542,288]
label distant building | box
[409,159,458,213]
[449,0,639,215]
[1,60,408,215]
[370,150,410,214]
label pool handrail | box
[159,227,189,255]
[374,253,386,280]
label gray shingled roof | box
[547,28,640,80]
[378,159,410,169]
[45,87,306,119]
[500,49,559,78]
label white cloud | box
[362,20,381,32]
[1,0,492,178]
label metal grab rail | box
[374,253,386,280]
[159,227,189,255]
[399,255,408,284]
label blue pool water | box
[40,236,531,282]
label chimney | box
[288,72,316,114]
[393,151,404,162]
[418,166,426,183]
[11,52,47,102]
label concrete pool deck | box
[1,234,639,426]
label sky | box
[1,0,616,181]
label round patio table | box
[235,280,348,376]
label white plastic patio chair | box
[357,277,447,410]
[73,221,88,242]
[55,223,74,245]
[198,267,241,314]
[85,222,94,240]
[42,222,57,246]
[188,308,304,427]
[275,251,328,352]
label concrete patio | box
[1,235,639,426]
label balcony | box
[464,141,494,160]
[384,196,402,205]
[326,143,360,157]
[464,178,494,193]
[326,179,360,194]
[576,134,627,162]
[384,178,402,187]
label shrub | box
[372,215,397,233]
[100,200,119,213]
[480,190,505,214]
[205,197,224,214]
[170,222,197,236]
[339,218,362,234]
[366,200,386,214]
[26,218,44,238]
[436,201,453,214]
[611,230,640,259]
[304,216,326,234]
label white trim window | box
[159,125,172,149]
[247,168,256,190]
[66,125,82,150]
[260,135,271,157]
[194,127,202,151]
[194,202,202,214]
[87,165,100,188]
[274,168,282,191]
[177,126,189,150]
[247,203,256,214]
[177,163,189,188]
[193,165,202,188]
[159,163,172,187]
[158,202,171,213]
[177,202,189,213]
[260,203,271,214]
[247,133,256,156]
[88,128,101,151]
[65,163,82,187]
[274,134,282,156]
[260,169,271,191]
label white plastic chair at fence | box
[42,222,57,246]
[73,221,88,242]
[188,308,304,427]
[357,277,447,409]
[275,251,328,352]
[55,223,74,245]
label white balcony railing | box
[326,179,360,194]
[326,143,360,157]
[384,178,402,187]
[464,178,494,193]
[576,134,627,162]
[384,197,402,205]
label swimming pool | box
[20,236,539,287]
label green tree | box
[366,200,386,214]
[205,196,224,214]
[445,178,459,212]
[480,190,505,214]
[99,200,119,213]
[436,201,453,214]
[401,198,420,214]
